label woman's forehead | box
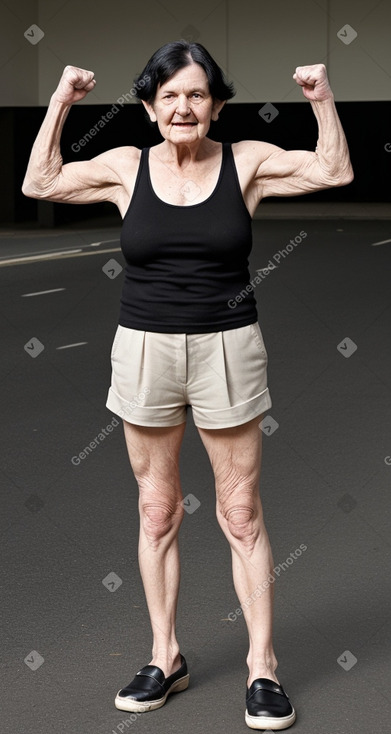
[158,63,209,92]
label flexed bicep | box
[256,147,323,198]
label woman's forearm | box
[22,96,72,197]
[310,95,354,184]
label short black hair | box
[133,40,236,104]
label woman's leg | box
[197,414,279,687]
[123,419,186,678]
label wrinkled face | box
[142,62,225,144]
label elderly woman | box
[23,41,353,730]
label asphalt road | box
[1,218,391,734]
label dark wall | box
[3,100,391,226]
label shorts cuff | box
[192,388,272,429]
[106,387,187,427]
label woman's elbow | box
[21,177,53,200]
[323,162,354,188]
[336,165,354,187]
[21,180,35,198]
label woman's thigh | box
[122,419,186,495]
[197,414,263,488]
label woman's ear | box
[211,99,226,122]
[141,99,157,123]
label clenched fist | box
[53,65,96,104]
[293,64,333,101]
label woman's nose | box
[176,94,190,115]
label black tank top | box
[118,142,258,333]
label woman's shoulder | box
[231,140,284,180]
[95,145,142,169]
[232,139,281,160]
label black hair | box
[133,40,235,104]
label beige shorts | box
[106,322,272,429]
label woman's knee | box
[138,476,184,547]
[216,473,263,552]
[218,501,261,550]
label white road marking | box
[0,239,119,262]
[371,238,391,246]
[56,342,88,350]
[21,288,66,297]
[1,250,82,265]
[0,247,121,267]
[89,239,120,247]
[1,246,84,261]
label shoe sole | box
[114,674,190,712]
[245,707,296,730]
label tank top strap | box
[220,141,230,178]
[130,147,149,201]
[219,141,250,217]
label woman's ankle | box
[246,653,279,687]
[150,645,182,677]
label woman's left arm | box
[255,64,354,197]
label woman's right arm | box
[22,65,131,206]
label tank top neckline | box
[144,142,227,210]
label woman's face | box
[142,62,225,145]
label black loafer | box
[245,678,296,730]
[114,654,189,712]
